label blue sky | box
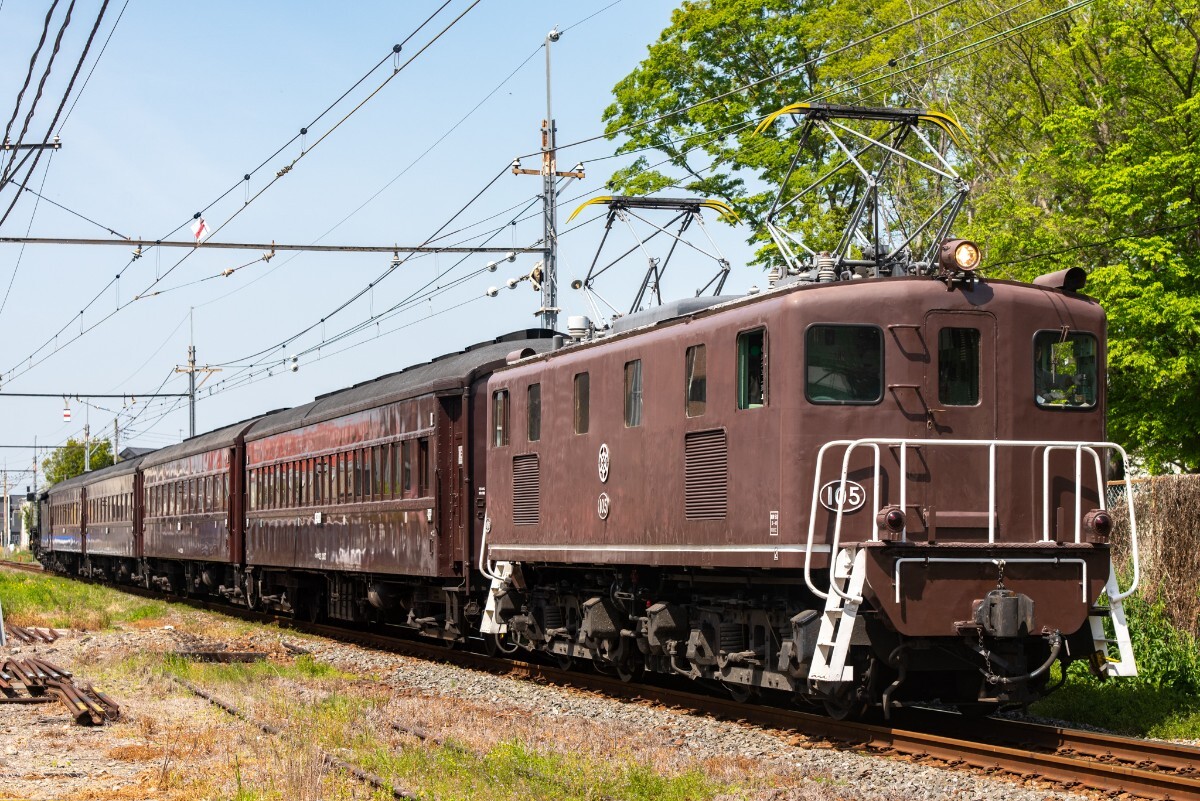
[0,0,762,486]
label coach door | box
[917,310,997,541]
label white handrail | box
[806,438,1140,603]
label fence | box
[1108,474,1200,635]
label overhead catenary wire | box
[0,151,54,321]
[1,2,479,388]
[54,0,128,135]
[0,0,64,185]
[207,160,512,371]
[513,0,965,161]
[175,0,630,327]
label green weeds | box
[0,569,167,629]
[1032,594,1200,738]
[361,739,724,801]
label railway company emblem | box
[818,480,867,513]
[598,443,610,483]
[597,492,610,520]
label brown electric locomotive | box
[480,263,1139,716]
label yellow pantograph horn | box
[566,196,614,223]
[918,111,968,147]
[697,199,739,222]
[566,196,739,223]
[754,102,811,135]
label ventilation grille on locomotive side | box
[512,454,540,525]
[685,429,728,520]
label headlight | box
[940,239,981,272]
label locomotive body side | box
[481,275,1125,711]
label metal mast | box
[542,27,559,331]
[512,27,584,331]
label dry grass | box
[1110,474,1200,634]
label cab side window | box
[492,389,510,445]
[737,329,766,409]
[528,383,541,442]
[624,360,643,427]
[685,344,706,417]
[806,325,883,404]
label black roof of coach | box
[247,330,558,441]
[141,414,275,469]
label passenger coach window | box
[574,372,589,434]
[1035,330,1098,409]
[806,325,883,404]
[528,383,541,442]
[419,438,431,496]
[737,329,766,409]
[686,344,706,417]
[938,328,981,406]
[624,360,643,427]
[492,389,510,445]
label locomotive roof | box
[246,329,558,441]
[497,274,1102,371]
[140,414,276,469]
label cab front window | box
[1034,331,1097,409]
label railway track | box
[0,560,43,575]
[6,559,1199,800]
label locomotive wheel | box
[822,692,869,721]
[553,651,574,671]
[615,660,643,683]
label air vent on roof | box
[685,429,727,520]
[512,454,540,525]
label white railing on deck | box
[803,438,1139,605]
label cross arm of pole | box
[512,166,586,179]
[0,237,543,254]
[0,393,190,398]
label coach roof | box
[246,330,557,441]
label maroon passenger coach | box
[241,330,556,636]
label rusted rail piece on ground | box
[173,676,418,800]
[0,657,119,725]
[4,625,59,644]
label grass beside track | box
[1030,594,1200,739]
[0,568,776,801]
[0,565,168,629]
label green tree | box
[40,439,114,485]
[605,0,1200,471]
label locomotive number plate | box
[597,492,610,520]
[818,480,866,513]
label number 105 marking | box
[818,480,866,513]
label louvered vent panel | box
[512,454,540,525]
[685,429,727,519]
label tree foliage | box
[605,0,1200,471]
[40,439,114,486]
